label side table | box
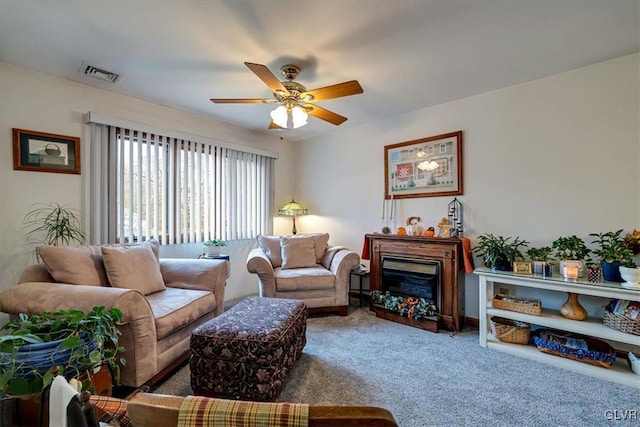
[349,268,370,308]
[199,254,230,261]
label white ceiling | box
[1,1,638,142]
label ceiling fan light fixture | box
[291,105,308,129]
[270,106,288,128]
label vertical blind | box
[88,121,275,245]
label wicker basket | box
[490,316,531,344]
[492,294,542,316]
[533,329,615,368]
[603,309,640,336]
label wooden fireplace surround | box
[366,234,465,332]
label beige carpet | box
[153,306,639,427]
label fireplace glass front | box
[381,257,441,310]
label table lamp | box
[278,199,308,235]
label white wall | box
[295,54,640,318]
[2,55,638,317]
[0,63,296,300]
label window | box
[88,116,275,245]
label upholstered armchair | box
[246,233,360,316]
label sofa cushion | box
[280,236,317,269]
[303,233,330,263]
[146,287,215,340]
[38,245,108,286]
[101,245,166,295]
[274,266,335,292]
[37,240,160,287]
[257,235,282,268]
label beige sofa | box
[246,234,359,315]
[0,241,229,388]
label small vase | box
[587,267,602,283]
[559,292,587,321]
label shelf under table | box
[485,336,639,389]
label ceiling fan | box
[210,62,363,129]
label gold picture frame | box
[513,261,533,275]
[13,128,81,175]
[384,131,463,199]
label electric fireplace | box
[367,234,464,332]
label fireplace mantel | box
[366,234,465,332]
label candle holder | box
[447,198,464,237]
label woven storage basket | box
[533,329,615,368]
[603,309,640,336]
[492,294,542,316]
[490,316,531,344]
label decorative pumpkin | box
[424,228,435,237]
[396,227,407,236]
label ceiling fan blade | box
[268,121,283,129]
[244,62,290,96]
[301,80,363,102]
[210,98,275,104]
[305,104,348,126]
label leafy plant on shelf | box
[527,246,554,263]
[0,306,125,396]
[370,291,437,320]
[473,234,529,271]
[551,235,590,260]
[589,230,634,267]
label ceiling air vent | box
[78,61,122,84]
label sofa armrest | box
[330,250,361,306]
[160,259,229,316]
[246,248,276,297]
[0,282,156,387]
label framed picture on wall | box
[13,128,81,174]
[384,130,462,199]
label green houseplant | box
[589,230,634,282]
[527,246,554,276]
[203,239,227,257]
[24,202,86,247]
[0,306,125,396]
[473,234,529,271]
[551,235,590,278]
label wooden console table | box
[366,234,464,332]
[475,267,640,389]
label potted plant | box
[473,234,529,271]
[0,306,124,397]
[23,202,86,247]
[551,235,590,278]
[527,246,554,276]
[589,230,634,282]
[584,256,603,283]
[203,239,227,257]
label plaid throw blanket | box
[178,396,309,427]
[89,394,131,427]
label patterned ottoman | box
[190,296,307,401]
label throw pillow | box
[101,245,166,295]
[306,233,330,263]
[280,236,317,269]
[257,235,282,267]
[37,239,161,287]
[38,245,109,286]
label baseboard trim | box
[465,317,479,328]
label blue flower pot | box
[601,261,622,282]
